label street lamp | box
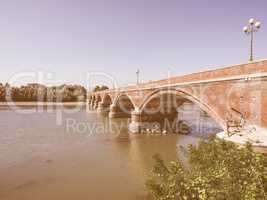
[136,69,140,85]
[243,18,261,62]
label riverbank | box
[217,126,267,154]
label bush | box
[146,139,267,200]
[93,85,109,92]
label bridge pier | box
[129,110,180,133]
[88,100,93,110]
[91,102,95,110]
[93,101,98,110]
[129,110,143,133]
[89,99,91,109]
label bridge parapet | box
[89,59,267,95]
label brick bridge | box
[88,60,267,133]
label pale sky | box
[0,0,266,87]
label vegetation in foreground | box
[146,139,267,200]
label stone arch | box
[97,94,113,113]
[113,93,135,108]
[109,93,135,118]
[102,94,113,107]
[138,88,226,131]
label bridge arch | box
[94,93,113,114]
[102,94,113,107]
[138,88,226,131]
[113,93,135,108]
[109,93,135,118]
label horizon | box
[1,58,267,88]
[0,0,266,87]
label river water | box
[0,106,220,200]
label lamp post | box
[136,69,140,85]
[243,18,261,62]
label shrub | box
[93,85,109,92]
[146,139,267,200]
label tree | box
[146,139,267,200]
[93,85,109,92]
[0,83,87,102]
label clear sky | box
[0,0,266,87]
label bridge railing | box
[89,59,267,95]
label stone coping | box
[89,59,267,95]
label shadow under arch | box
[95,95,102,109]
[113,93,136,107]
[110,93,135,118]
[98,94,113,114]
[102,94,113,106]
[138,88,226,131]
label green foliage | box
[146,139,267,200]
[93,85,109,92]
[0,83,86,102]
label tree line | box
[0,83,86,102]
